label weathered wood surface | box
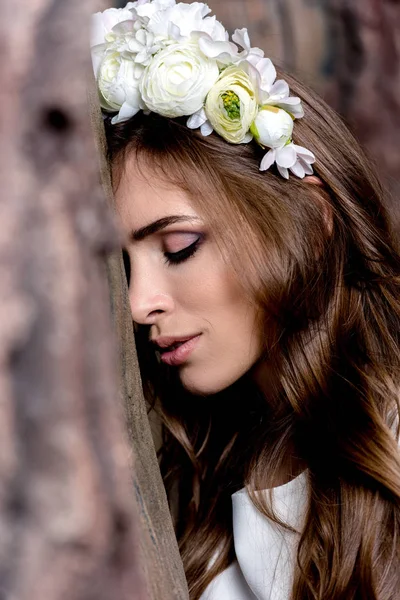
[0,0,153,598]
[90,88,190,599]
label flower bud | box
[250,106,293,149]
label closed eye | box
[164,236,202,266]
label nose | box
[128,268,174,325]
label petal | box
[277,164,289,179]
[240,131,253,144]
[298,157,314,175]
[168,21,182,40]
[133,63,145,78]
[232,27,251,51]
[127,38,144,52]
[239,59,261,91]
[260,149,276,171]
[135,49,149,64]
[111,102,139,124]
[90,14,109,47]
[187,108,207,129]
[275,145,297,168]
[203,18,227,42]
[276,98,304,118]
[255,58,276,89]
[200,121,214,136]
[198,36,238,60]
[277,96,303,106]
[112,19,135,35]
[135,28,147,45]
[292,144,316,163]
[247,47,264,61]
[257,88,270,105]
[268,79,289,99]
[290,160,305,178]
[246,53,264,68]
[91,43,107,77]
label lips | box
[152,334,200,350]
[152,334,202,366]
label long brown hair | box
[106,71,400,600]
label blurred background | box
[116,0,400,230]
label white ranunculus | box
[139,42,219,117]
[251,106,294,149]
[91,6,135,47]
[98,51,144,121]
[205,65,257,144]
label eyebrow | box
[130,215,201,242]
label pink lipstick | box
[156,334,201,366]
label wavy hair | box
[105,71,400,600]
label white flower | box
[133,1,228,44]
[91,2,316,180]
[252,106,315,178]
[98,51,144,124]
[198,15,228,42]
[107,25,164,66]
[91,6,135,47]
[260,143,315,179]
[246,56,304,118]
[147,2,209,37]
[140,42,219,117]
[199,27,263,67]
[251,106,294,149]
[132,0,176,22]
[204,65,257,144]
[187,107,213,136]
[287,145,316,178]
[131,0,176,31]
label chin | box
[179,365,247,396]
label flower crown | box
[91,0,315,179]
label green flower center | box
[221,90,241,120]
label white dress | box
[200,472,309,600]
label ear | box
[304,175,333,235]
[304,175,324,187]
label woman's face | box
[114,155,263,395]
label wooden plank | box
[89,63,190,600]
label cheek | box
[168,245,229,309]
[206,272,263,367]
[171,244,263,357]
[175,254,243,316]
[177,266,263,395]
[189,257,262,350]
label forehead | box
[114,153,199,229]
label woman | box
[92,1,400,598]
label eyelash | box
[164,237,202,266]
